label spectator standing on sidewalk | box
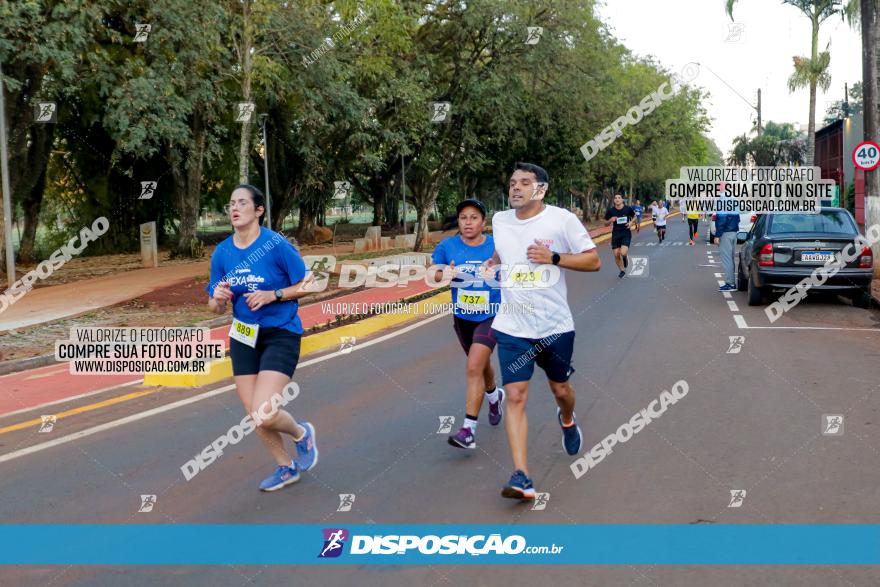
[714,186,740,292]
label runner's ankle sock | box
[485,387,500,403]
[622,255,628,268]
[464,415,478,432]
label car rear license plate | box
[800,251,833,263]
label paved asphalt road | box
[2,218,879,586]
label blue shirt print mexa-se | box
[207,227,307,334]
[431,234,500,321]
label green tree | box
[94,0,234,256]
[0,0,102,264]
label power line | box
[698,62,757,111]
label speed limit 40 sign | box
[853,141,880,171]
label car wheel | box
[747,269,764,306]
[736,260,748,291]
[851,288,873,309]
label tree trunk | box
[384,184,400,229]
[863,0,880,277]
[807,81,818,165]
[2,62,52,267]
[237,1,253,184]
[580,187,593,223]
[807,12,820,166]
[17,163,49,263]
[368,174,387,226]
[414,203,429,251]
[168,109,206,257]
[296,198,327,244]
[16,122,55,263]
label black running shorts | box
[230,326,301,378]
[453,315,497,354]
[610,231,632,249]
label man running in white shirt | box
[655,202,669,243]
[486,162,601,500]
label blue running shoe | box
[448,426,476,449]
[294,422,319,471]
[488,388,504,426]
[557,407,583,456]
[501,469,535,500]
[718,283,736,292]
[259,464,300,492]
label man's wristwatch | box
[551,252,561,266]
[274,289,284,302]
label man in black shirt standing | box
[604,194,636,278]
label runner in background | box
[686,200,700,245]
[207,184,318,492]
[632,199,643,233]
[431,199,504,450]
[655,201,668,243]
[604,194,635,278]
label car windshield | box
[768,211,855,235]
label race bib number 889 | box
[229,318,259,348]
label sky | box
[597,0,863,159]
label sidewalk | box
[0,222,617,417]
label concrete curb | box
[0,353,57,376]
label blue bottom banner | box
[1,525,879,565]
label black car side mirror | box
[736,231,749,244]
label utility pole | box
[756,88,762,135]
[0,60,15,286]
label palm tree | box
[726,1,843,165]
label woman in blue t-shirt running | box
[207,184,318,492]
[431,199,504,450]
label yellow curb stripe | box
[0,389,159,435]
